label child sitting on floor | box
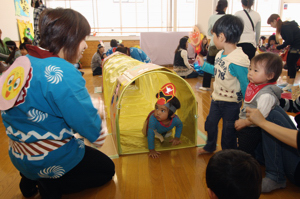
[197,15,250,154]
[206,149,262,199]
[235,53,283,156]
[142,83,183,158]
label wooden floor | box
[1,67,300,199]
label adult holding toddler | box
[235,53,283,157]
[267,14,300,91]
[235,0,261,61]
[0,8,114,198]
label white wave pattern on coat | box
[45,65,63,84]
[38,165,65,178]
[28,109,48,122]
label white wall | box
[196,0,214,36]
[0,0,34,41]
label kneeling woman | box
[0,8,115,198]
[173,36,199,78]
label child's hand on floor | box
[149,149,161,158]
[169,137,181,146]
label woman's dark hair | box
[212,15,244,44]
[20,42,31,50]
[200,36,208,56]
[115,47,129,55]
[266,34,279,49]
[5,41,17,50]
[216,0,228,13]
[267,14,283,36]
[23,37,32,44]
[251,52,282,83]
[206,149,262,199]
[175,36,188,53]
[242,0,254,9]
[31,0,42,8]
[39,8,91,63]
[110,39,118,47]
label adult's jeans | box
[263,106,300,184]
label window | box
[176,0,196,32]
[282,3,300,25]
[45,0,196,36]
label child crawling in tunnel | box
[142,83,183,158]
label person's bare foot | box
[198,147,213,155]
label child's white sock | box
[261,177,286,193]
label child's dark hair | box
[155,95,181,119]
[110,39,118,47]
[206,149,262,199]
[266,34,279,49]
[260,36,266,41]
[212,15,244,44]
[216,0,228,13]
[242,0,254,9]
[251,52,282,82]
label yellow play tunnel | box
[102,53,197,155]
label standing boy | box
[197,15,250,154]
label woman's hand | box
[245,107,265,126]
[149,149,161,158]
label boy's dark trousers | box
[203,100,241,152]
